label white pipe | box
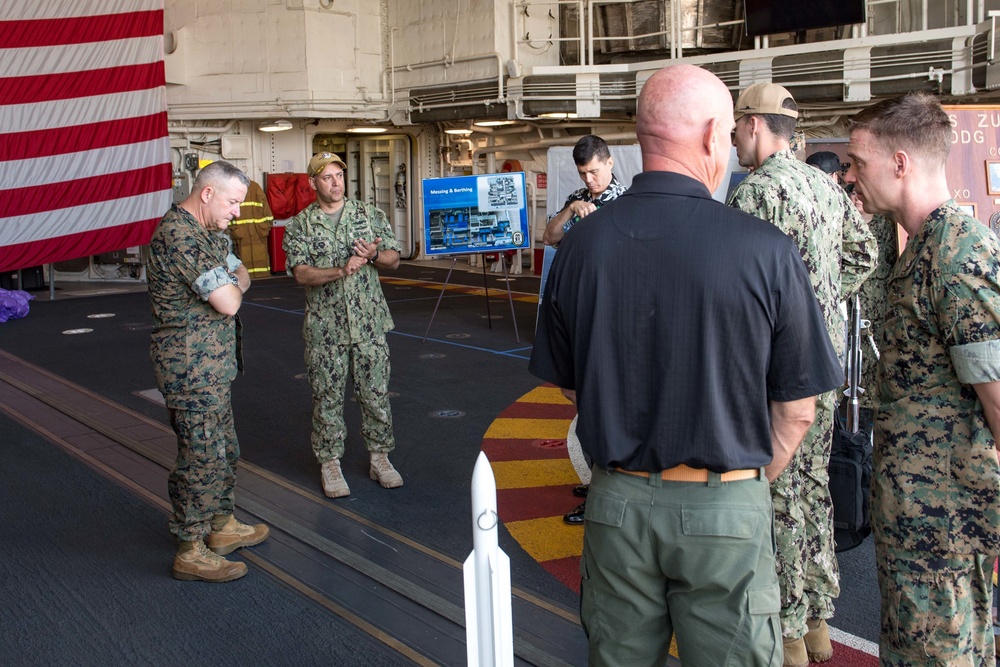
[676,0,684,59]
[511,2,519,66]
[168,98,383,116]
[587,0,593,66]
[390,27,399,107]
[471,131,635,161]
[168,120,237,135]
[439,127,448,174]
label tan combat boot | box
[782,636,808,667]
[321,459,350,498]
[369,452,403,488]
[805,618,834,662]
[173,540,247,582]
[206,515,270,556]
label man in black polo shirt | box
[529,64,843,666]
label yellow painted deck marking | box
[505,516,585,561]
[492,459,579,489]
[485,417,571,440]
[516,386,572,404]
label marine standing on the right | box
[845,92,1000,665]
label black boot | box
[563,501,586,525]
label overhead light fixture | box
[259,120,293,132]
[346,126,388,134]
[538,112,578,119]
[444,128,473,135]
[474,120,519,127]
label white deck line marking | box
[830,625,879,656]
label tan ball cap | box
[308,152,347,177]
[733,82,799,120]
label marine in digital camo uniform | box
[148,160,269,583]
[283,152,403,499]
[846,92,1000,666]
[728,82,876,666]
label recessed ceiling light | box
[259,120,293,132]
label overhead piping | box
[168,120,238,135]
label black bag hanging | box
[830,296,873,553]
[830,411,872,552]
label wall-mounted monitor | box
[422,173,529,256]
[743,0,865,37]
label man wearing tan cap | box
[283,152,403,499]
[729,82,876,666]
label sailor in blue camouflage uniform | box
[283,152,402,499]
[148,160,269,583]
[846,92,1000,667]
[729,82,877,666]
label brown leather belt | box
[614,464,759,483]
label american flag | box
[0,0,171,273]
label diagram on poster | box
[422,173,529,256]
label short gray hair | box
[192,160,251,192]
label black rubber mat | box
[0,262,580,608]
[0,269,560,592]
[0,412,412,667]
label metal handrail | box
[520,0,985,68]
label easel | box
[422,253,520,343]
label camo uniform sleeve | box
[282,207,311,273]
[192,266,238,300]
[939,216,1000,384]
[163,224,233,301]
[727,181,777,228]
[368,204,401,253]
[839,200,877,300]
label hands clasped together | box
[344,236,382,275]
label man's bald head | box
[636,65,734,190]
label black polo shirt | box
[529,171,842,472]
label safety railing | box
[514,0,991,67]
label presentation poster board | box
[422,172,529,256]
